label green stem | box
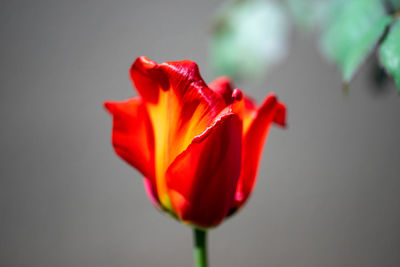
[193,228,208,267]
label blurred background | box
[1,0,400,266]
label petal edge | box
[166,112,242,228]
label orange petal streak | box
[130,57,226,210]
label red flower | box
[105,57,286,228]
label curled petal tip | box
[130,57,169,102]
[135,56,157,70]
[209,76,234,105]
[232,88,243,102]
[260,93,287,127]
[266,92,277,101]
[130,57,159,82]
[103,101,114,113]
[273,102,287,128]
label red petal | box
[104,98,159,205]
[208,76,234,105]
[143,178,161,209]
[232,93,287,211]
[130,57,227,209]
[130,57,169,103]
[273,101,287,127]
[166,113,242,228]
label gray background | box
[1,0,400,266]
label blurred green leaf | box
[379,18,400,93]
[285,0,345,31]
[389,0,400,9]
[210,0,289,80]
[319,0,391,82]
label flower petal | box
[104,98,159,205]
[165,113,242,228]
[232,93,286,211]
[208,76,234,105]
[129,57,169,104]
[130,57,227,209]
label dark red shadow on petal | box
[208,76,234,106]
[166,113,242,228]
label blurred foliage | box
[319,0,391,83]
[209,0,400,93]
[210,0,289,80]
[285,0,345,31]
[388,0,400,9]
[287,0,400,92]
[371,57,390,89]
[379,18,400,93]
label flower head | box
[105,57,286,228]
